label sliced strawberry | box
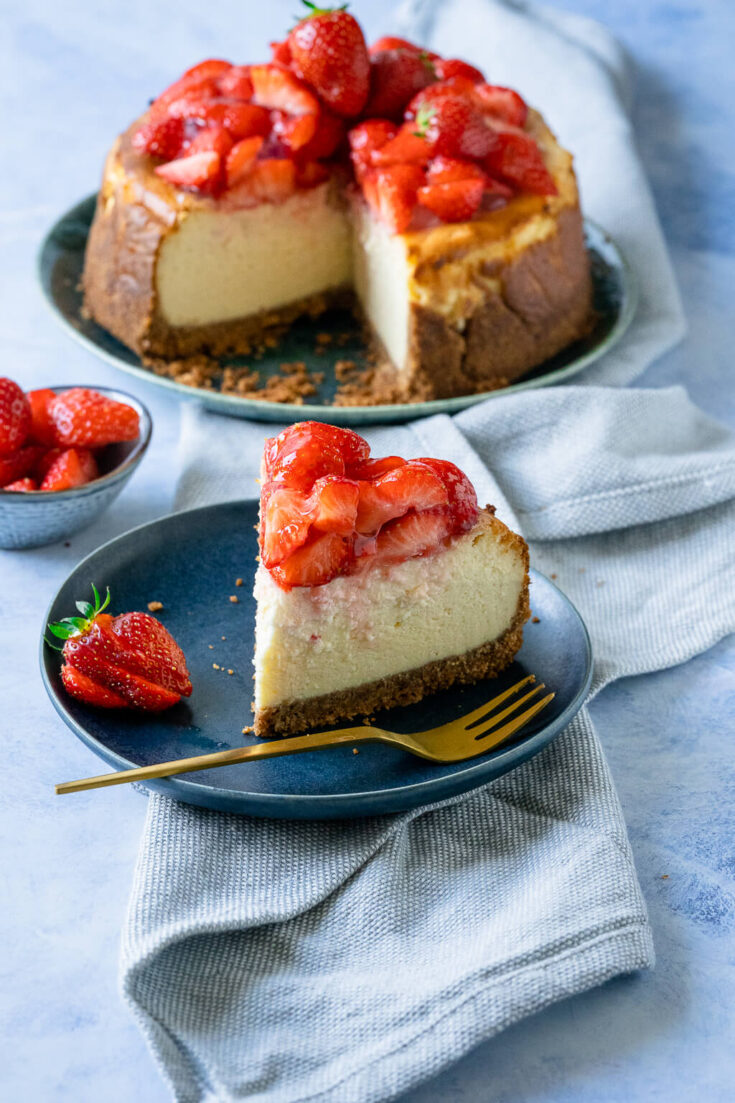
[375,509,453,562]
[288,5,370,118]
[348,119,398,178]
[348,455,405,479]
[361,164,425,233]
[152,59,231,112]
[271,531,352,589]
[109,611,193,696]
[272,111,318,153]
[265,422,369,484]
[417,178,484,222]
[428,94,494,158]
[188,125,234,159]
[484,130,557,195]
[370,121,435,166]
[229,158,297,205]
[417,458,478,530]
[2,476,37,492]
[474,84,528,127]
[35,446,63,481]
[225,136,264,187]
[434,58,485,84]
[298,111,345,161]
[309,476,359,535]
[369,36,436,58]
[250,64,319,116]
[27,388,58,446]
[155,150,222,193]
[426,156,486,184]
[270,39,292,66]
[61,664,130,709]
[0,377,30,455]
[260,485,314,567]
[217,65,253,100]
[364,49,437,122]
[132,116,186,161]
[221,102,272,140]
[50,388,140,448]
[0,444,44,485]
[69,652,182,711]
[40,448,98,491]
[355,461,448,535]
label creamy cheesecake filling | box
[156,183,353,327]
[352,201,412,373]
[253,513,526,711]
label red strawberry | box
[27,388,58,446]
[484,130,557,195]
[152,59,231,113]
[225,136,264,187]
[0,444,43,485]
[2,476,37,492]
[348,455,405,479]
[375,509,453,561]
[50,584,191,712]
[296,161,331,188]
[40,448,98,491]
[474,84,528,127]
[309,476,360,534]
[35,446,63,481]
[155,150,222,193]
[355,461,448,534]
[265,422,369,485]
[418,94,494,158]
[50,388,140,449]
[61,665,130,709]
[370,120,435,167]
[271,531,352,588]
[250,64,319,116]
[417,178,484,222]
[132,116,186,161]
[426,155,486,184]
[288,3,370,118]
[348,119,398,178]
[229,159,297,205]
[364,49,436,121]
[0,377,30,456]
[434,58,485,84]
[270,39,292,66]
[217,65,253,100]
[417,458,478,530]
[361,164,425,232]
[260,485,314,567]
[272,111,318,153]
[188,126,234,159]
[298,111,345,161]
[369,37,437,59]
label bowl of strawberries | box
[0,378,151,549]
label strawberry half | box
[474,84,528,127]
[132,116,187,161]
[374,509,453,562]
[364,48,437,121]
[288,2,370,118]
[271,531,353,588]
[484,130,557,195]
[50,388,140,449]
[40,448,98,491]
[361,164,425,232]
[155,151,223,193]
[417,178,485,222]
[0,377,30,456]
[0,444,45,486]
[250,64,319,116]
[355,462,448,535]
[27,388,58,446]
[49,584,192,712]
[2,476,37,492]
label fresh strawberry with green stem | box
[287,2,370,118]
[49,584,192,712]
[0,377,31,456]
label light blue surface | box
[1,1,733,1101]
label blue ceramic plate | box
[38,195,636,427]
[40,501,592,819]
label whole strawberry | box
[288,2,370,118]
[49,584,192,712]
[0,377,31,456]
[50,388,140,448]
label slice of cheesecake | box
[82,9,591,401]
[252,422,530,737]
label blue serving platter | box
[38,194,636,426]
[41,500,592,819]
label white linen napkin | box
[117,4,728,1101]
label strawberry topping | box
[259,422,478,588]
[128,11,553,226]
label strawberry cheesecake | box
[82,6,592,401]
[252,422,530,736]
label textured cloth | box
[119,3,733,1102]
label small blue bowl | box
[0,386,151,550]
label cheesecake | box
[82,8,592,402]
[252,422,530,737]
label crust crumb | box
[147,600,163,612]
[229,595,239,604]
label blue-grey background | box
[2,0,734,1099]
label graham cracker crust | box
[253,584,531,738]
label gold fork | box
[56,675,553,795]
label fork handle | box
[55,726,377,795]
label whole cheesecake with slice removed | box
[82,6,591,401]
[252,422,530,737]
